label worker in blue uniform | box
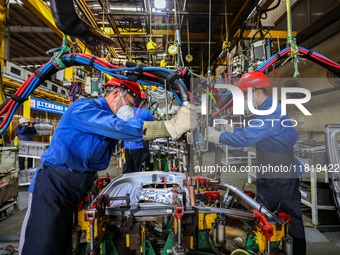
[19,77,198,255]
[123,92,155,173]
[15,117,37,170]
[208,72,306,255]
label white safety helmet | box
[19,117,29,124]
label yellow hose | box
[284,0,299,77]
[230,249,251,255]
[201,88,217,105]
[286,0,292,38]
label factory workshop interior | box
[2,0,340,254]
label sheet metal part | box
[94,171,283,224]
[212,182,284,224]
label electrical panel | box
[231,55,248,76]
[249,39,272,71]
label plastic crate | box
[19,168,36,185]
[19,141,49,157]
[18,170,27,184]
[299,181,333,206]
[0,147,18,173]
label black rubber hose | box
[49,0,88,36]
[265,0,281,12]
[49,0,114,45]
[125,61,189,103]
[219,93,233,108]
[128,73,165,85]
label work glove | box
[163,104,199,140]
[223,123,234,133]
[207,127,222,144]
[143,104,199,141]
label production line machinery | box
[73,172,291,255]
[1,1,340,254]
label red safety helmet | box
[105,77,141,99]
[237,72,271,92]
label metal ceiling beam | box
[97,0,127,59]
[296,3,340,44]
[210,0,254,73]
[10,40,41,57]
[232,29,296,40]
[196,0,228,73]
[74,0,99,29]
[4,76,70,104]
[17,33,48,53]
[75,0,118,58]
[6,26,54,33]
[229,0,254,41]
[11,56,52,62]
[111,34,161,38]
[261,0,276,12]
[100,11,233,16]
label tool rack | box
[0,147,19,219]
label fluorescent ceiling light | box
[154,0,166,10]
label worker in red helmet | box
[19,77,198,255]
[237,72,272,116]
[208,72,306,255]
[121,90,155,173]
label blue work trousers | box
[20,165,96,255]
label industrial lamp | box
[147,36,157,54]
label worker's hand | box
[223,123,234,133]
[164,104,198,140]
[207,127,222,144]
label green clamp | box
[53,34,70,70]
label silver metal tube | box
[267,240,271,254]
[178,219,182,245]
[216,222,225,243]
[175,24,182,46]
[90,224,94,251]
[164,79,170,150]
[212,182,284,223]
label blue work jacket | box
[219,96,298,152]
[219,97,303,174]
[40,97,144,172]
[15,125,37,141]
[124,108,154,150]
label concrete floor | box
[1,153,340,254]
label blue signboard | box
[30,98,68,114]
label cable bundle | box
[0,53,190,135]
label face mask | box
[114,91,135,121]
[116,105,134,120]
